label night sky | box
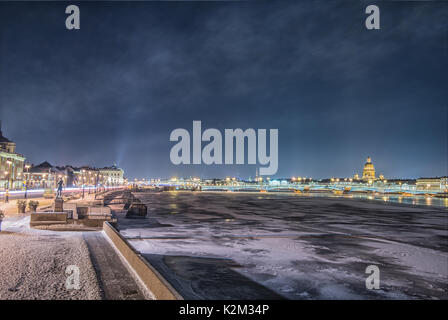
[0,1,446,179]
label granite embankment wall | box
[103,221,183,300]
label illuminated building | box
[28,161,67,189]
[442,178,448,193]
[362,157,376,181]
[0,123,25,190]
[73,166,99,187]
[99,165,124,186]
[27,163,125,188]
[416,177,447,192]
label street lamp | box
[24,164,30,199]
[94,173,98,197]
[82,169,86,198]
[4,170,9,203]
[88,172,92,194]
[5,160,13,202]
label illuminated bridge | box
[149,182,443,195]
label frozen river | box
[116,191,448,299]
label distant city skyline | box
[0,1,446,179]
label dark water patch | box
[143,254,285,300]
[242,248,270,255]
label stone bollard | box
[126,203,148,219]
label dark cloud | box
[0,1,446,179]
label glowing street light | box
[24,164,31,199]
[4,170,9,203]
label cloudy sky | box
[0,1,446,179]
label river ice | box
[116,191,448,299]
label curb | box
[103,221,184,300]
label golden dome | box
[362,156,376,180]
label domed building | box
[362,157,376,181]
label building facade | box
[99,165,125,186]
[441,178,448,193]
[28,161,68,189]
[72,166,99,187]
[362,157,376,181]
[28,163,127,188]
[416,177,447,192]
[0,124,25,190]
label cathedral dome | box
[362,157,376,181]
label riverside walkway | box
[0,194,149,300]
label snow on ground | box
[0,216,102,300]
[117,191,448,299]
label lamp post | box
[4,170,9,203]
[24,164,30,199]
[47,169,52,190]
[88,171,92,194]
[94,173,98,199]
[5,160,13,203]
[82,170,85,199]
[9,161,14,191]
